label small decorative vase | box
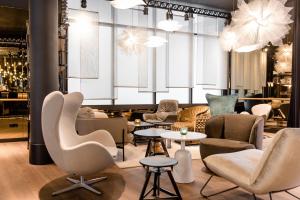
[180,127,188,135]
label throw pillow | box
[205,94,238,116]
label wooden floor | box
[0,142,299,200]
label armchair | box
[200,114,264,162]
[251,103,272,121]
[143,99,178,123]
[201,128,300,200]
[171,105,209,132]
[42,91,118,195]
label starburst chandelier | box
[117,28,147,54]
[220,0,293,52]
[274,43,293,73]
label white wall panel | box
[156,88,189,104]
[68,9,99,79]
[168,33,193,88]
[115,88,153,104]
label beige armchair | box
[201,128,300,200]
[42,91,117,195]
[200,114,264,161]
[143,99,179,123]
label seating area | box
[1,0,300,200]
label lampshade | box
[220,0,293,52]
[219,26,238,51]
[274,43,292,73]
[110,0,145,9]
[157,19,182,32]
[144,36,167,48]
[117,28,146,54]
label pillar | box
[29,0,59,164]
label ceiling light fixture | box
[110,0,146,9]
[117,28,146,54]
[184,12,189,21]
[220,0,293,52]
[274,43,292,73]
[144,36,167,48]
[81,0,87,8]
[143,5,149,15]
[157,9,182,32]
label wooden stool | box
[139,156,182,200]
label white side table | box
[161,131,207,183]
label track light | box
[157,9,182,32]
[184,12,189,21]
[166,9,173,20]
[143,5,148,15]
[81,0,87,8]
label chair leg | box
[85,177,107,185]
[269,192,272,200]
[200,175,239,198]
[286,190,300,199]
[253,193,257,200]
[52,176,106,196]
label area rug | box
[115,132,274,169]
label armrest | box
[164,114,178,123]
[78,129,116,149]
[249,117,264,149]
[143,113,157,121]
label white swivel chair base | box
[52,176,107,196]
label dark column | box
[29,0,59,164]
[288,0,300,127]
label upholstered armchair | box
[251,103,272,121]
[171,105,210,132]
[143,99,179,123]
[42,91,118,195]
[200,114,264,161]
[201,128,300,200]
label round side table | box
[161,131,207,183]
[139,156,182,200]
[134,128,169,157]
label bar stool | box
[139,156,182,200]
